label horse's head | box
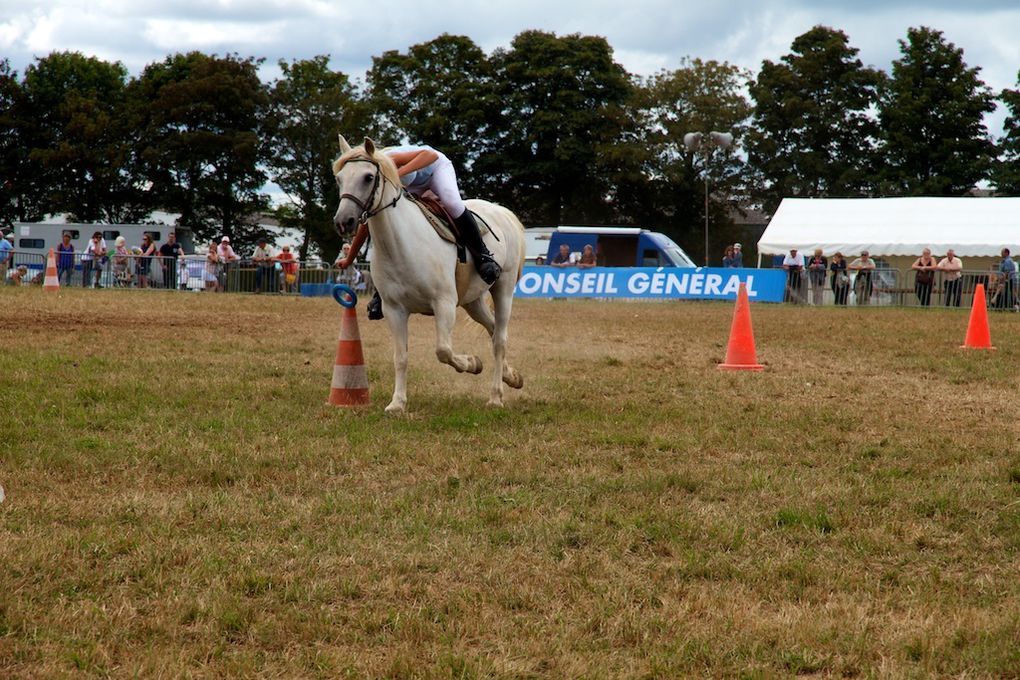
[332,135,400,235]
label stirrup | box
[477,257,501,285]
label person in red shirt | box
[276,245,299,294]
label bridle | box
[337,157,402,225]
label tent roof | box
[757,197,1020,258]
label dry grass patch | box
[1,288,1020,677]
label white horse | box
[332,136,526,413]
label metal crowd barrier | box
[4,249,1008,310]
[2,249,376,298]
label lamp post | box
[683,130,733,267]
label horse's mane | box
[331,146,401,188]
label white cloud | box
[142,18,286,51]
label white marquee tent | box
[756,197,1020,265]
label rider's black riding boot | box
[367,290,384,320]
[454,210,501,285]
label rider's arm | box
[387,149,440,177]
[339,223,369,268]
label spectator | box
[995,247,1017,311]
[0,232,12,281]
[830,252,850,305]
[722,245,736,268]
[9,265,28,285]
[136,233,157,288]
[577,244,596,269]
[253,238,276,293]
[81,231,107,288]
[112,236,132,287]
[159,231,184,289]
[277,245,299,293]
[204,241,220,292]
[807,248,828,305]
[177,253,189,290]
[534,255,545,266]
[334,242,364,290]
[782,247,805,303]
[911,247,937,307]
[551,243,573,268]
[937,248,963,307]
[849,251,876,305]
[56,232,75,286]
[731,243,743,268]
[217,237,238,292]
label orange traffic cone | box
[718,282,764,371]
[960,282,995,349]
[43,248,59,291]
[326,304,370,406]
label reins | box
[337,157,402,224]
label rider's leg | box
[453,209,501,285]
[426,157,502,285]
[367,290,384,320]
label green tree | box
[20,51,146,222]
[994,75,1020,194]
[365,34,493,193]
[266,56,368,260]
[130,52,269,244]
[621,58,752,262]
[878,27,996,195]
[476,31,634,224]
[747,26,882,212]
[0,59,44,224]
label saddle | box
[405,192,460,246]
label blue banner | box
[514,267,787,302]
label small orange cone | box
[718,282,764,371]
[326,305,370,406]
[43,248,59,291]
[961,282,995,349]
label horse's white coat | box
[333,137,526,413]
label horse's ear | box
[338,134,352,154]
[364,137,376,156]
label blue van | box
[544,226,696,268]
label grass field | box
[2,287,1020,678]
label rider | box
[337,144,501,320]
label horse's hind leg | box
[465,292,522,408]
[434,303,483,375]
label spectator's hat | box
[4,232,13,241]
[221,236,230,243]
[734,243,742,249]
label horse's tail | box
[496,204,527,283]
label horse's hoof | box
[469,356,483,374]
[486,397,504,408]
[384,401,406,415]
[503,369,524,389]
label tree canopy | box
[0,25,1010,261]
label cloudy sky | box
[2,0,1019,132]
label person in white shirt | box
[782,248,806,303]
[81,231,108,288]
[216,236,239,292]
[252,238,275,293]
[937,248,963,307]
[849,251,877,305]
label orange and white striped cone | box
[326,305,370,406]
[43,248,60,291]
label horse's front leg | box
[384,306,410,414]
[434,303,482,375]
